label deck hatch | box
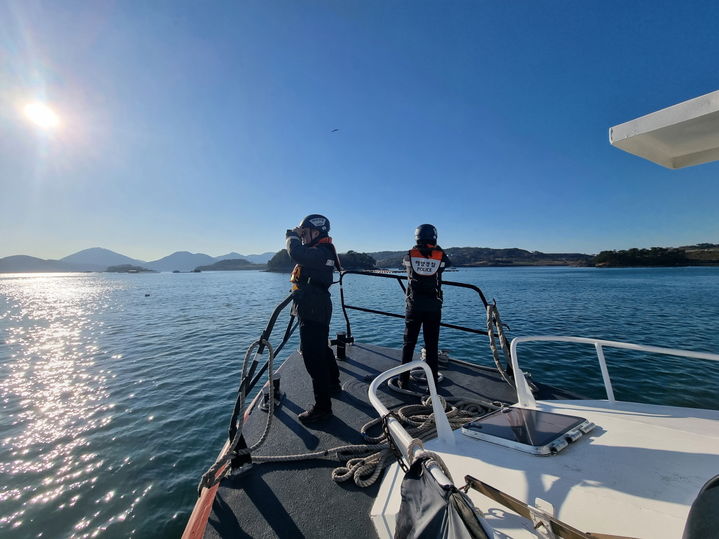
[461,407,595,455]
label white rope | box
[413,449,455,484]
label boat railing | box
[338,269,497,340]
[510,336,719,408]
[241,293,298,398]
[368,359,454,488]
[227,294,298,448]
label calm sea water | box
[1,267,718,538]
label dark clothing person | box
[298,322,337,408]
[400,233,451,387]
[286,215,341,421]
[402,309,441,382]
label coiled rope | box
[253,387,498,488]
[198,344,502,494]
[487,302,514,387]
[387,372,501,410]
[198,338,276,494]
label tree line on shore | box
[593,244,719,267]
[263,243,719,272]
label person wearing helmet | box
[399,224,451,389]
[285,214,342,423]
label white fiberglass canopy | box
[609,90,719,169]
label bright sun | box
[23,102,61,129]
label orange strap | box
[409,247,443,261]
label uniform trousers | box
[299,320,340,410]
[400,309,441,384]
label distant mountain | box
[61,247,146,271]
[215,251,275,264]
[247,252,275,264]
[0,255,83,273]
[214,252,248,262]
[6,243,712,274]
[145,251,215,272]
[1,248,279,273]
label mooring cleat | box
[259,390,284,412]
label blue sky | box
[1,0,718,260]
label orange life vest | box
[406,245,444,277]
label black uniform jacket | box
[403,244,451,313]
[286,234,338,325]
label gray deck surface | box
[205,342,573,538]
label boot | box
[298,404,332,423]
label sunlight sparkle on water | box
[0,275,119,533]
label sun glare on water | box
[23,102,61,129]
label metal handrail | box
[228,294,297,445]
[368,359,454,488]
[509,335,719,408]
[338,269,493,340]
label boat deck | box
[416,400,719,538]
[201,342,575,538]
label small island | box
[193,258,266,272]
[266,250,294,272]
[106,264,155,273]
[340,250,377,270]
